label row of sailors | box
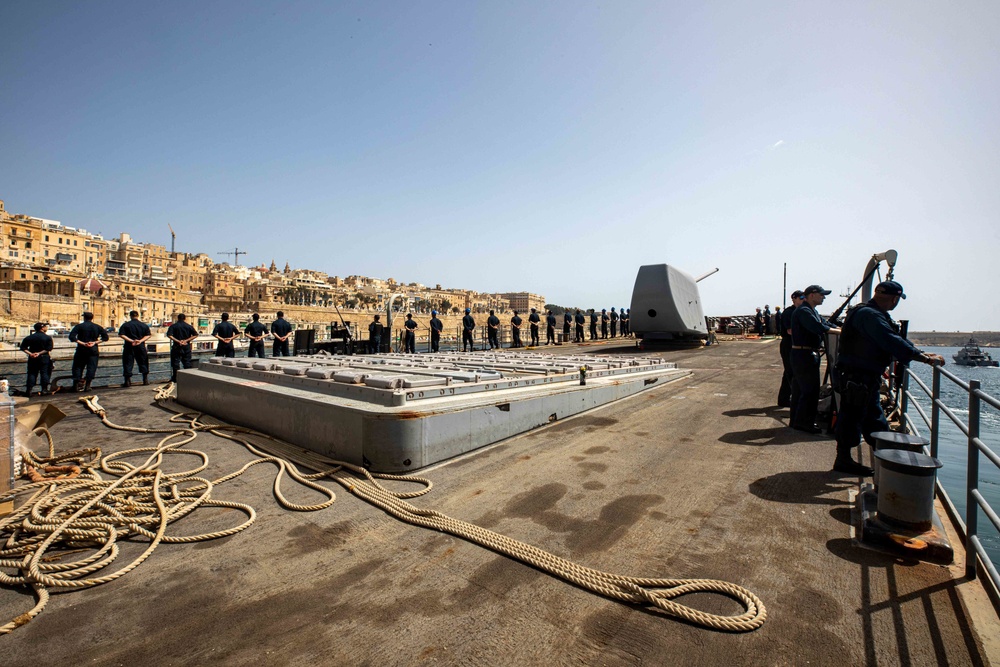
[368,307,634,354]
[17,310,296,394]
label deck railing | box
[899,366,1000,598]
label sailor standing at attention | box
[563,311,572,342]
[20,322,53,396]
[789,285,840,433]
[118,310,151,386]
[610,307,619,338]
[487,310,500,350]
[212,313,240,358]
[69,312,109,392]
[601,309,609,339]
[404,313,418,353]
[509,310,522,348]
[589,309,598,340]
[429,310,443,352]
[528,308,541,346]
[167,313,198,382]
[546,310,557,345]
[574,309,585,343]
[368,314,384,354]
[270,311,293,357]
[462,308,476,352]
[832,280,945,476]
[777,291,803,408]
[245,313,268,358]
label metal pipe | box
[695,268,719,283]
[966,379,981,580]
[931,369,941,459]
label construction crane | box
[168,224,176,253]
[218,248,248,265]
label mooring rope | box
[1,389,767,635]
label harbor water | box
[909,347,1000,566]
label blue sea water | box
[906,347,1000,569]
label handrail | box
[900,366,999,599]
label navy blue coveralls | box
[834,300,923,459]
[510,315,522,348]
[610,309,619,338]
[212,321,240,357]
[462,314,476,351]
[528,311,540,346]
[487,315,500,349]
[601,311,609,339]
[563,313,572,340]
[368,321,384,354]
[404,318,418,353]
[789,304,833,429]
[777,305,796,407]
[119,318,151,380]
[69,321,109,385]
[589,312,598,340]
[574,312,585,342]
[20,331,53,394]
[546,314,557,345]
[429,316,443,352]
[245,321,268,358]
[271,317,293,356]
[167,320,198,381]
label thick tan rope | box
[1,391,767,635]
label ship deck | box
[2,339,997,665]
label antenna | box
[218,248,248,265]
[168,224,176,253]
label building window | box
[58,238,62,244]
[20,273,25,279]
[44,235,49,241]
[74,240,78,246]
[44,250,49,257]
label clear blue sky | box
[2,1,998,330]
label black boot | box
[84,380,92,392]
[142,374,149,386]
[75,380,85,392]
[833,456,874,476]
[123,378,131,388]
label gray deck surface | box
[1,339,996,666]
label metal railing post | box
[966,379,981,580]
[900,369,909,421]
[930,369,941,459]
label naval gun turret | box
[629,264,716,342]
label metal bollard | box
[869,431,928,488]
[874,449,942,531]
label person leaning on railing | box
[833,280,946,476]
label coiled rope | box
[1,388,767,635]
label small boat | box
[952,338,999,367]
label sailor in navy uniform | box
[404,313,418,353]
[528,308,540,346]
[212,313,240,358]
[601,309,609,339]
[833,280,945,475]
[69,312,109,392]
[589,309,598,340]
[487,310,500,350]
[777,291,803,407]
[574,310,585,343]
[429,310,443,352]
[118,310,151,386]
[245,313,268,358]
[20,322,53,396]
[462,308,476,352]
[510,311,522,348]
[546,311,557,345]
[166,314,198,382]
[271,311,293,357]
[789,285,839,433]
